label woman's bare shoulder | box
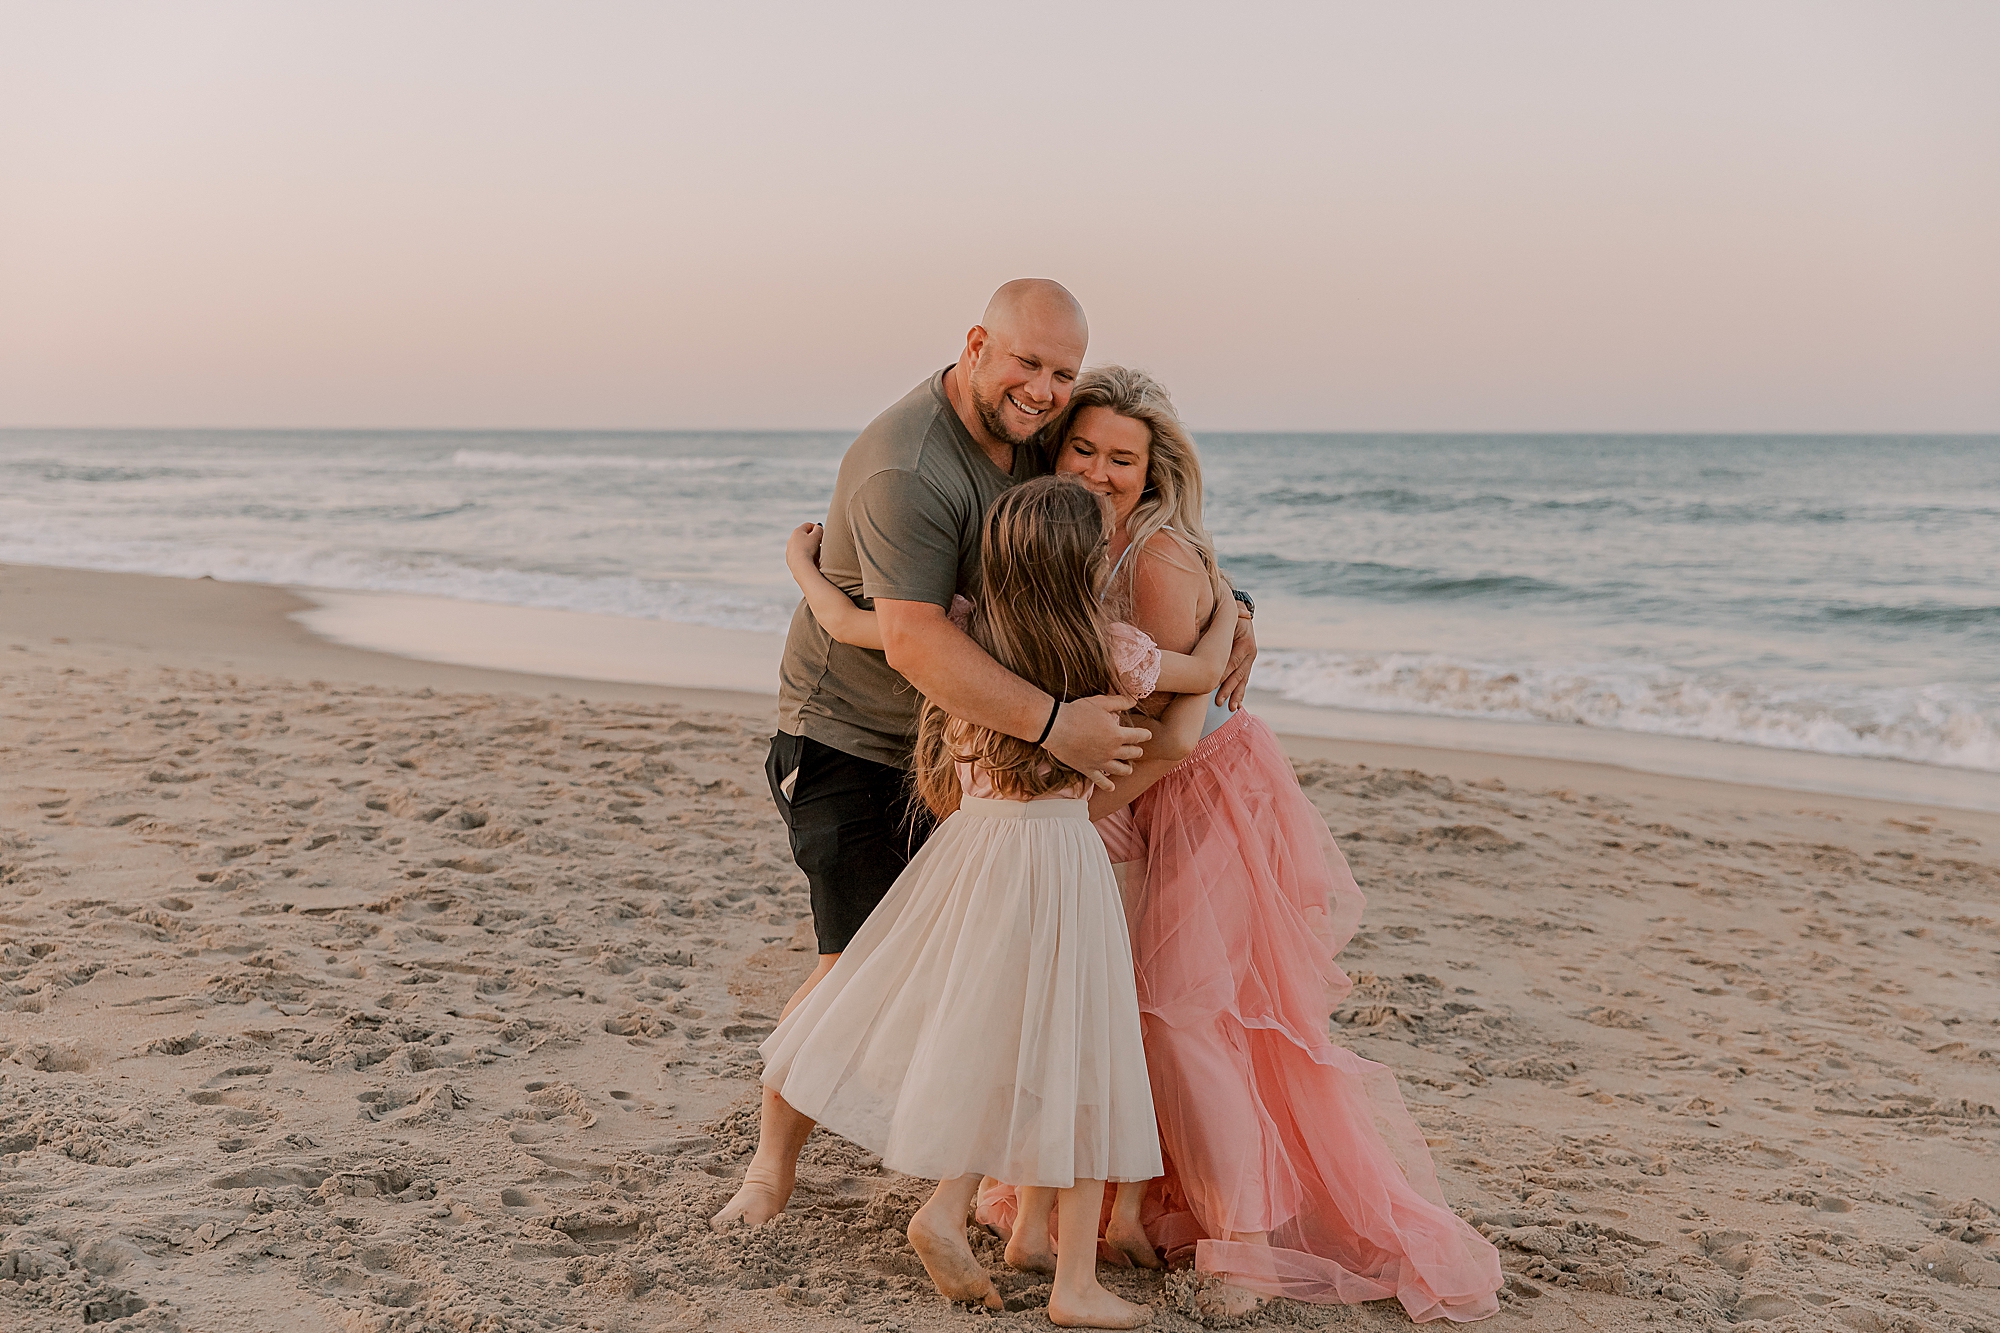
[1133,529,1208,595]
[1127,528,1211,640]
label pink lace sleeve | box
[1108,622,1160,700]
[948,594,974,632]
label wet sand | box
[3,565,1997,1332]
[291,582,2000,814]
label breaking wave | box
[1252,650,2000,772]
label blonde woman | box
[990,368,1503,1323]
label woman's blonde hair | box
[1056,366,1219,616]
[912,476,1120,820]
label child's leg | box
[710,952,838,1230]
[1048,1179,1151,1330]
[1003,1186,1059,1274]
[908,1175,1002,1310]
[1104,1181,1161,1269]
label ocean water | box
[3,429,1996,774]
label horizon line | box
[5,424,1999,439]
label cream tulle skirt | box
[760,795,1162,1188]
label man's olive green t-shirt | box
[777,368,1031,769]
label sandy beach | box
[4,564,1998,1333]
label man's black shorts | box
[765,732,935,955]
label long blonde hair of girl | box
[912,476,1120,820]
[1059,365,1220,616]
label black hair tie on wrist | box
[1034,697,1060,747]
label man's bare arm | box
[876,599,1149,786]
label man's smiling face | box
[963,301,1088,449]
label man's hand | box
[877,601,1148,784]
[1043,696,1150,791]
[1217,612,1257,710]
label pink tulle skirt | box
[980,709,1502,1323]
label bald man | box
[714,281,1231,1306]
[767,279,1142,957]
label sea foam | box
[0,528,799,635]
[1252,650,2000,772]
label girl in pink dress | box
[984,368,1503,1324]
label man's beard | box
[970,377,1039,448]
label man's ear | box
[962,324,988,365]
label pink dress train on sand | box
[981,708,1502,1324]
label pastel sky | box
[3,2,1995,431]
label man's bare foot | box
[709,1157,794,1230]
[908,1201,1002,1310]
[1049,1286,1151,1329]
[1194,1279,1265,1320]
[1004,1227,1057,1275]
[1104,1214,1161,1270]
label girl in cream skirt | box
[763,477,1237,1328]
[760,789,1158,1191]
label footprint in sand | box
[498,1187,551,1216]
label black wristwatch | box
[1232,588,1255,616]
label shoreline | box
[0,562,777,716]
[7,562,1996,827]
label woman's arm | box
[1150,569,1241,695]
[785,522,884,651]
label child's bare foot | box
[1004,1227,1057,1275]
[1003,1185,1058,1272]
[1103,1213,1161,1269]
[709,1156,794,1230]
[1194,1279,1266,1320]
[908,1201,1002,1310]
[1049,1285,1151,1329]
